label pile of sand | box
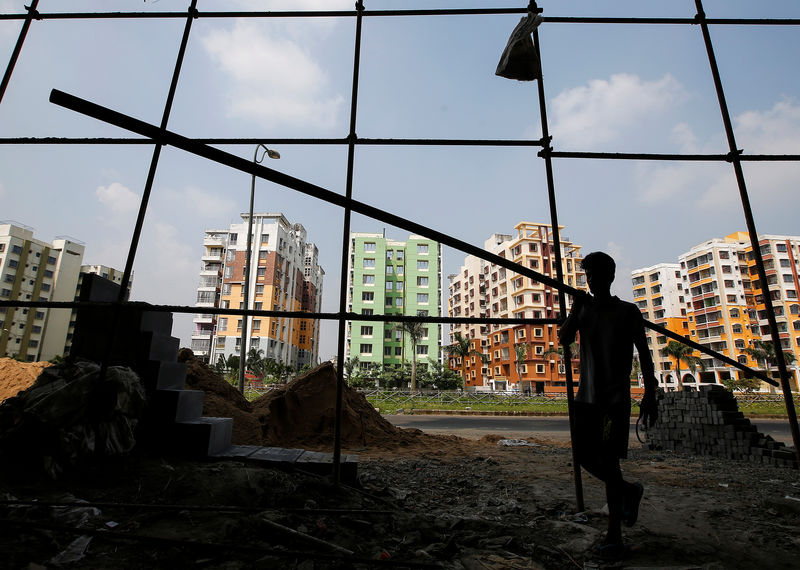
[251,361,413,449]
[0,358,51,404]
[177,349,419,451]
[1,351,428,453]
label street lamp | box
[239,144,280,393]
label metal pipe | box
[333,0,365,486]
[0,0,39,104]
[47,89,780,387]
[531,4,584,512]
[695,0,800,464]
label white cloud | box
[551,73,687,147]
[634,99,800,210]
[164,186,237,219]
[95,182,140,215]
[202,20,344,129]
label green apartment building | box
[346,233,442,378]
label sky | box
[1,0,799,361]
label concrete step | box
[140,311,174,336]
[212,445,359,485]
[173,417,233,457]
[140,331,179,363]
[151,389,205,422]
[138,360,187,392]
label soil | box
[1,355,799,569]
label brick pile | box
[645,384,798,469]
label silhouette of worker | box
[559,252,658,560]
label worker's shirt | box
[567,296,644,406]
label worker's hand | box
[639,391,658,429]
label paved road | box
[385,414,794,446]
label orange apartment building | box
[192,213,324,370]
[447,222,586,392]
[632,232,800,392]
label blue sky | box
[1,0,799,360]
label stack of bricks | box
[644,384,798,469]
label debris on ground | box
[1,355,798,568]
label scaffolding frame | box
[1,1,798,497]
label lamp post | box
[238,144,280,394]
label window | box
[536,364,545,374]
[385,281,393,290]
[396,281,404,291]
[237,319,243,331]
[258,250,268,260]
[361,325,373,336]
[417,293,429,304]
[386,296,393,306]
[218,318,227,332]
[534,328,543,337]
[34,311,44,320]
[417,260,428,270]
[252,320,261,331]
[396,250,404,260]
[724,279,734,288]
[229,233,238,244]
[255,285,264,295]
[395,297,403,307]
[397,265,404,275]
[386,265,394,275]
[363,274,375,285]
[395,346,402,356]
[417,276,428,287]
[535,345,543,355]
[362,309,373,315]
[417,310,428,317]
[776,243,787,253]
[386,250,393,260]
[421,327,429,339]
[363,258,375,269]
[384,346,392,356]
[7,259,17,268]
[362,292,374,302]
[385,328,392,339]
[47,255,56,264]
[417,243,428,254]
[360,343,372,354]
[44,270,53,278]
[364,242,376,252]
[257,267,266,277]
[41,283,51,292]
[261,233,269,243]
[11,245,22,254]
[417,345,429,355]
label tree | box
[542,342,578,369]
[721,376,761,394]
[246,348,266,381]
[660,340,705,389]
[742,339,796,392]
[397,321,426,391]
[344,355,361,380]
[444,333,485,387]
[214,354,227,375]
[418,358,462,390]
[514,343,529,387]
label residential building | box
[631,263,689,388]
[345,233,442,378]
[0,222,122,362]
[632,231,800,391]
[192,213,324,370]
[448,222,586,392]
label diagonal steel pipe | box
[47,88,776,387]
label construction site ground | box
[1,355,799,569]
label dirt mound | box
[178,348,262,446]
[251,362,416,449]
[0,358,51,404]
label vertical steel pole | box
[117,0,198,303]
[531,3,585,512]
[694,0,800,463]
[333,0,365,485]
[0,0,39,104]
[239,147,260,393]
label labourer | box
[559,251,659,561]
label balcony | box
[201,252,223,262]
[194,314,214,323]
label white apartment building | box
[0,222,85,361]
[192,213,324,370]
[631,263,687,388]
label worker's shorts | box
[573,401,630,464]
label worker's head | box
[581,252,615,296]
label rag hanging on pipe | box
[495,14,543,81]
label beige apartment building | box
[448,222,586,392]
